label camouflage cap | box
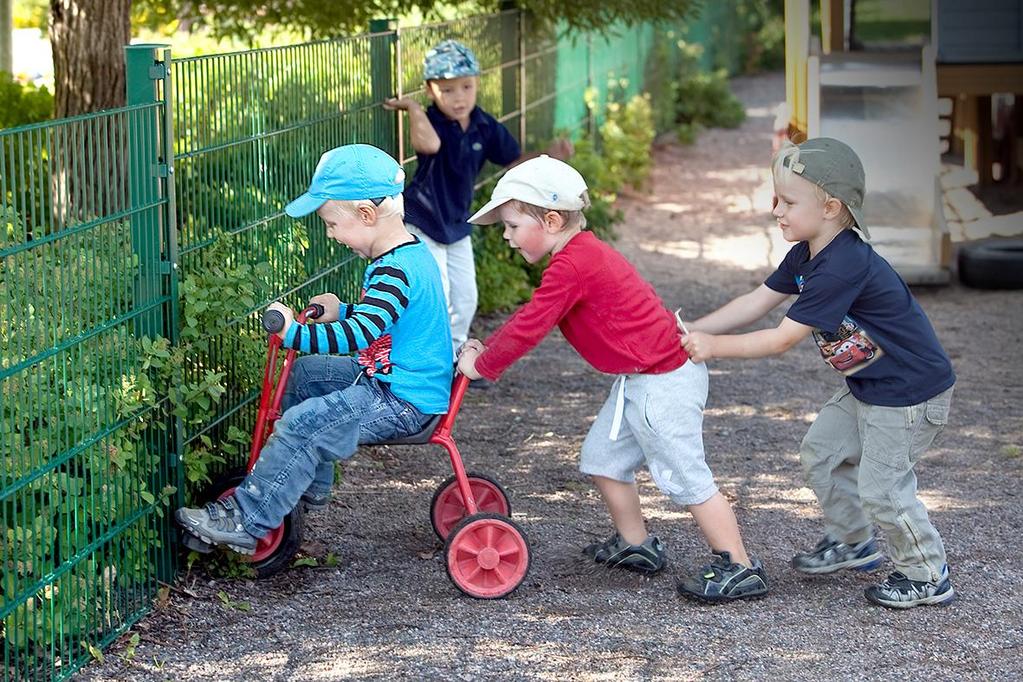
[423,39,481,81]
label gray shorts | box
[579,360,718,506]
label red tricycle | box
[182,305,531,599]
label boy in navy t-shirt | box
[681,138,956,609]
[384,40,570,359]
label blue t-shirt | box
[764,229,955,407]
[283,238,453,414]
[403,105,521,244]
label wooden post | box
[821,0,845,54]
[0,0,12,74]
[958,95,994,185]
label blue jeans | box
[233,355,434,537]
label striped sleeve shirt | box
[283,265,410,354]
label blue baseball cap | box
[423,40,480,81]
[284,144,406,218]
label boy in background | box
[385,39,569,360]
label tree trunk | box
[49,0,131,118]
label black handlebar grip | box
[261,309,286,334]
[308,303,325,319]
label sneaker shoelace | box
[701,554,740,581]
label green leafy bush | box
[0,72,53,129]
[670,44,746,144]
[599,93,656,191]
[1,220,176,661]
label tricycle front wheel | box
[202,467,305,578]
[444,512,530,599]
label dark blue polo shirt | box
[403,105,520,244]
[765,229,955,407]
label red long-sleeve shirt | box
[476,231,688,381]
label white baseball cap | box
[468,155,588,225]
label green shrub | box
[599,94,656,191]
[669,43,746,144]
[473,225,534,313]
[736,0,786,74]
[0,72,53,129]
[1,220,175,660]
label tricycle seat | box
[378,413,443,446]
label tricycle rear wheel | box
[430,472,511,540]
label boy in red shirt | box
[457,156,767,602]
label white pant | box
[406,225,477,358]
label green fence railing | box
[0,8,733,679]
[1,97,178,680]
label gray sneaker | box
[865,565,955,609]
[583,532,667,575]
[791,536,883,575]
[175,496,258,555]
[300,490,331,513]
[677,551,769,603]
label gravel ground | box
[79,72,1023,681]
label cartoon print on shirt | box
[356,286,394,376]
[795,274,884,376]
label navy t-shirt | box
[764,229,955,407]
[403,105,520,244]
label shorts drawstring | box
[609,375,626,441]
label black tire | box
[958,239,1023,290]
[429,472,511,540]
[202,467,305,579]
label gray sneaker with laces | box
[677,551,769,603]
[175,495,258,555]
[583,532,667,575]
[865,565,955,608]
[300,490,331,513]
[791,535,883,574]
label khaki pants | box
[799,384,954,582]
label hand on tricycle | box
[457,339,485,380]
[266,301,294,341]
[308,293,341,323]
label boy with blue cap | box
[682,138,956,608]
[175,144,452,553]
[384,39,570,360]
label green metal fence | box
[1,89,177,678]
[0,10,710,680]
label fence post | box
[370,18,398,156]
[394,23,405,164]
[124,44,169,343]
[586,32,595,139]
[499,1,519,141]
[518,9,527,146]
[125,43,184,578]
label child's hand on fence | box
[681,331,714,364]
[383,96,421,113]
[266,302,294,341]
[546,138,574,161]
[308,293,341,323]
